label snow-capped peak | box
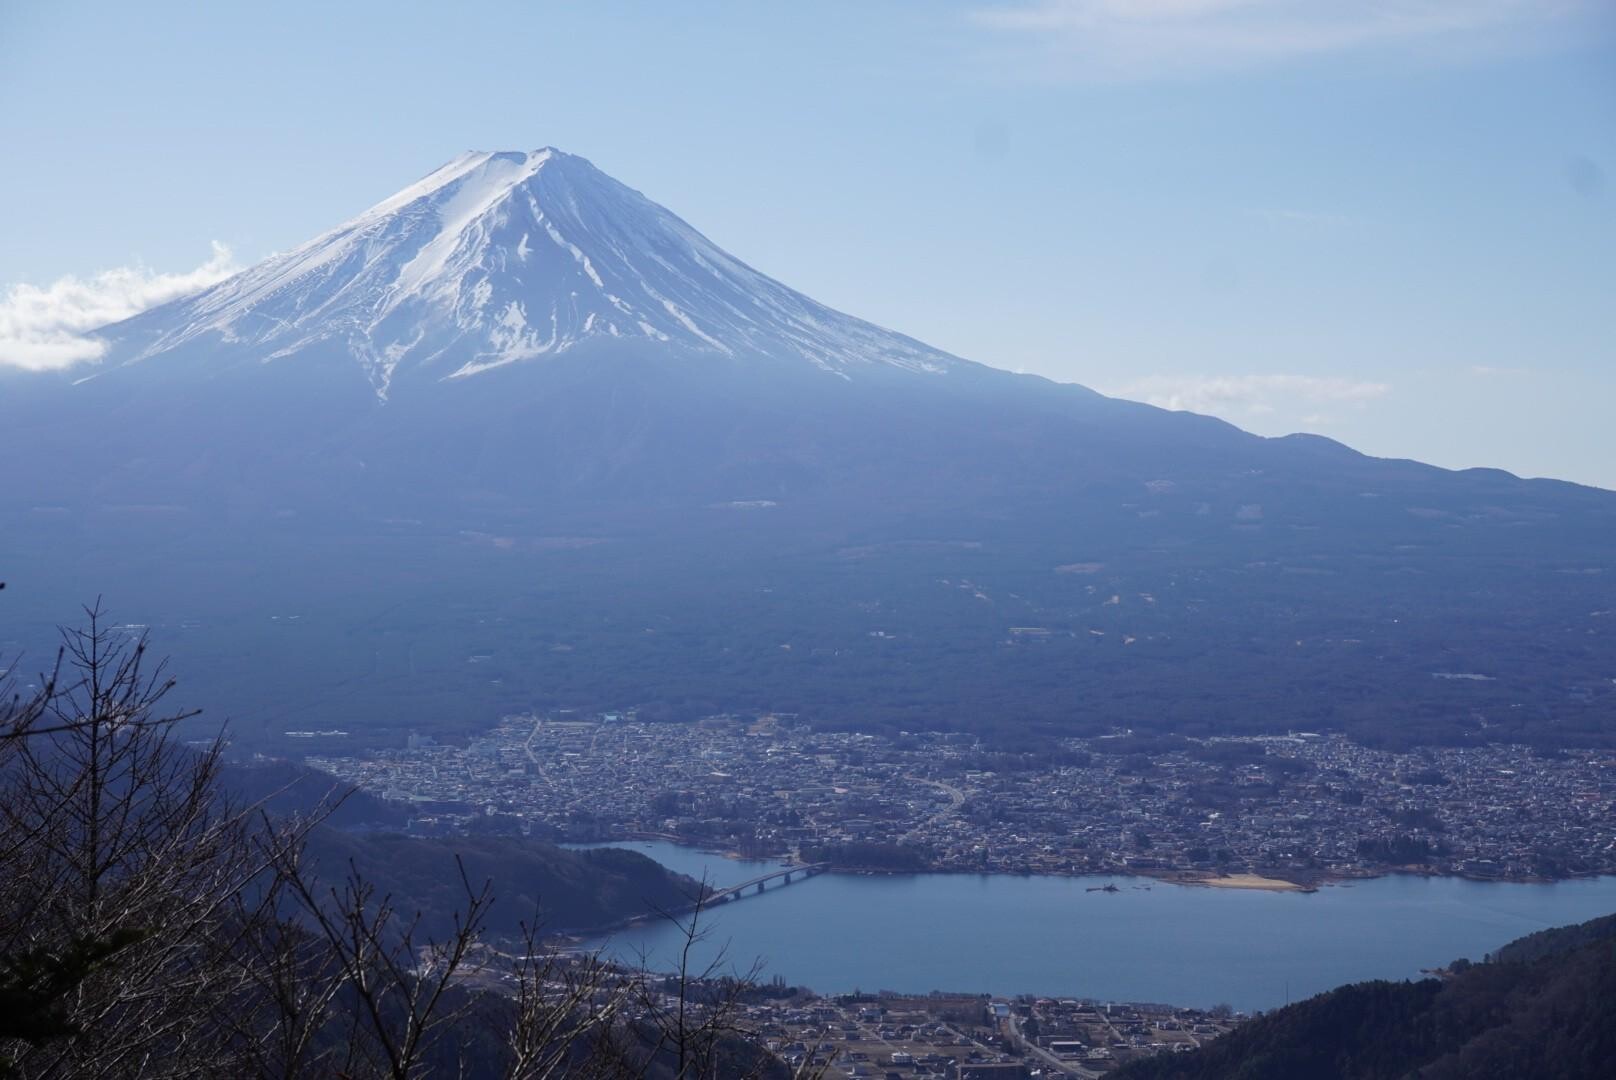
[103,148,962,396]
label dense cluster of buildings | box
[308,713,1616,884]
[720,991,1237,1078]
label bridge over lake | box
[707,863,829,905]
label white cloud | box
[971,0,1597,79]
[0,244,238,372]
[1113,372,1389,418]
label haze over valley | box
[4,147,1613,758]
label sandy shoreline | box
[1151,872,1315,892]
[1195,873,1308,892]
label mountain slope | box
[1114,912,1616,1080]
[95,148,964,396]
[2,149,1613,752]
[214,760,701,935]
[301,829,704,937]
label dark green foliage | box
[1493,913,1616,965]
[1115,911,1616,1080]
[1399,768,1450,786]
[1389,807,1444,832]
[0,930,149,1059]
[1354,835,1434,864]
[798,841,933,871]
[301,829,704,935]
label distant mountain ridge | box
[2,148,1613,751]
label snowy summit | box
[100,149,963,396]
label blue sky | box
[2,1,1612,486]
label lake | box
[570,840,1616,1011]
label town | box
[307,712,1616,887]
[484,948,1244,1080]
[735,990,1242,1078]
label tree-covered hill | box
[302,829,704,936]
[1116,912,1616,1080]
[217,759,704,935]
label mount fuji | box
[95,148,962,395]
[3,149,1613,752]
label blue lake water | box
[570,840,1616,1011]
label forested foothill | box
[1114,910,1616,1080]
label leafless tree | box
[231,830,677,1080]
[0,603,283,1078]
[0,605,811,1079]
[503,919,634,1080]
[253,838,496,1079]
[588,881,834,1080]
